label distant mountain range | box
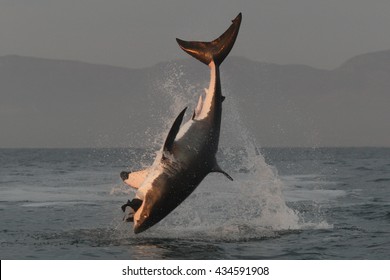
[1,50,390,148]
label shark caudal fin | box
[176,13,242,66]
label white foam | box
[283,188,347,202]
[21,201,97,208]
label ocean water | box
[1,147,389,259]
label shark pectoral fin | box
[121,169,149,189]
[211,165,234,181]
[163,107,188,153]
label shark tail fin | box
[176,13,242,67]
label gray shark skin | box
[123,13,242,234]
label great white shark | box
[121,13,242,234]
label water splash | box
[153,62,201,123]
[115,61,330,240]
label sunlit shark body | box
[121,13,242,234]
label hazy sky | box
[1,0,390,69]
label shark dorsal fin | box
[211,163,233,181]
[163,107,187,153]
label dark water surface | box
[1,148,389,259]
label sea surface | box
[1,147,389,259]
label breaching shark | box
[121,13,242,234]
